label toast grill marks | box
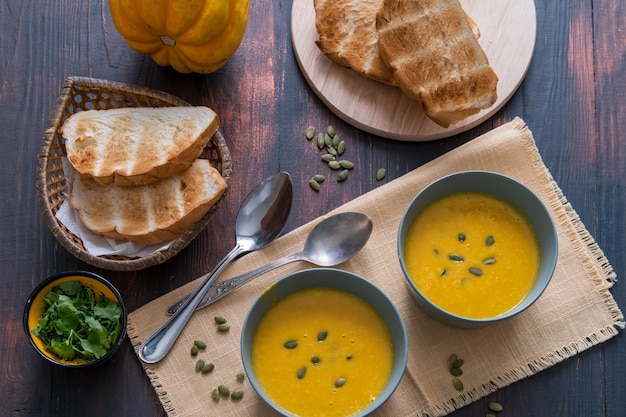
[376,0,498,127]
[314,0,396,85]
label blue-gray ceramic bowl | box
[241,268,408,417]
[398,171,558,328]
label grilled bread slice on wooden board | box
[62,106,219,186]
[68,159,227,244]
[314,0,396,86]
[376,0,498,127]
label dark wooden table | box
[2,1,624,416]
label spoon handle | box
[166,252,303,315]
[138,244,244,364]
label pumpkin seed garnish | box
[483,257,497,265]
[214,316,227,325]
[306,126,316,140]
[202,362,215,374]
[328,160,341,170]
[284,340,298,349]
[449,254,464,262]
[311,356,320,365]
[334,377,346,388]
[317,329,328,342]
[218,384,230,397]
[376,168,386,181]
[236,372,246,381]
[337,169,349,182]
[230,390,244,400]
[324,133,333,148]
[488,402,503,412]
[469,267,483,276]
[450,367,463,376]
[297,366,306,379]
[217,323,230,332]
[194,340,207,349]
[332,134,340,149]
[486,235,495,246]
[191,345,199,356]
[327,125,335,137]
[211,387,220,400]
[313,174,325,183]
[321,154,335,162]
[452,377,464,391]
[458,233,466,242]
[326,146,338,156]
[195,359,205,372]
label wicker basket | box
[37,77,232,271]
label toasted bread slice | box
[376,0,498,127]
[63,106,219,186]
[68,159,227,244]
[314,0,396,86]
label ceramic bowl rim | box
[240,267,408,417]
[397,170,558,326]
[23,269,128,367]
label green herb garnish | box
[31,280,122,361]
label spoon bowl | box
[138,172,293,363]
[166,212,373,315]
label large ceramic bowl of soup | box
[241,268,408,417]
[398,171,558,328]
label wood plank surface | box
[0,0,624,416]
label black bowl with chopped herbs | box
[23,270,127,367]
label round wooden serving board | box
[291,0,536,141]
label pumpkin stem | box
[159,35,176,47]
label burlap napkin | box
[128,118,623,417]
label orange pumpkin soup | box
[404,192,540,319]
[251,288,393,417]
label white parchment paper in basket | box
[55,158,173,257]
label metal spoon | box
[166,212,373,315]
[138,172,293,363]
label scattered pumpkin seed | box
[306,126,316,140]
[334,377,347,388]
[447,354,459,368]
[284,340,298,349]
[211,388,220,400]
[324,133,333,148]
[376,168,386,181]
[236,372,246,381]
[339,160,354,169]
[317,133,325,149]
[202,362,215,374]
[214,316,227,325]
[337,140,346,155]
[450,357,464,369]
[488,402,503,412]
[231,390,244,400]
[328,160,341,170]
[321,154,335,162]
[313,174,325,183]
[337,169,349,182]
[311,356,320,365]
[217,323,230,332]
[450,367,463,376]
[191,345,199,356]
[483,257,497,265]
[317,329,328,342]
[332,134,340,148]
[458,233,466,242]
[218,384,230,397]
[194,340,207,349]
[297,366,307,379]
[449,254,464,262]
[486,235,495,246]
[452,377,464,391]
[195,359,205,372]
[309,179,320,191]
[327,125,335,137]
[327,146,338,156]
[469,267,484,276]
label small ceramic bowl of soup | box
[23,270,127,367]
[241,268,408,417]
[398,171,558,328]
